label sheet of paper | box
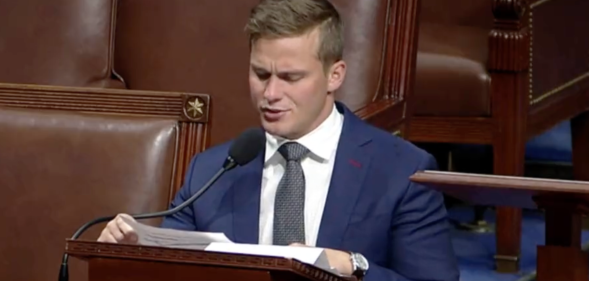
[205,242,339,275]
[121,217,233,250]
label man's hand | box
[97,213,138,244]
[290,243,353,275]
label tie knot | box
[278,142,309,162]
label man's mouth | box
[264,108,284,113]
[262,108,288,121]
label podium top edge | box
[65,239,356,281]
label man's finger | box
[114,216,138,243]
[106,219,125,241]
[116,216,135,235]
[115,214,140,243]
[98,229,117,243]
[126,231,139,243]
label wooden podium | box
[411,171,589,281]
[65,240,356,281]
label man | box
[98,0,459,280]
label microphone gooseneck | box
[58,127,266,281]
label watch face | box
[355,253,369,270]
[352,253,369,275]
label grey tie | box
[273,142,310,245]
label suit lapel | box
[231,149,264,244]
[316,106,372,249]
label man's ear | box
[327,60,347,93]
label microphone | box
[58,127,266,281]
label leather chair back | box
[414,0,493,117]
[0,0,123,88]
[114,0,258,146]
[330,0,392,111]
[0,83,211,281]
[421,0,492,28]
[331,0,420,131]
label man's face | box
[249,28,346,139]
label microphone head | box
[227,127,266,167]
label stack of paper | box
[122,217,232,250]
[121,218,339,275]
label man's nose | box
[263,77,281,101]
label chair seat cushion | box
[413,23,491,117]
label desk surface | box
[410,171,589,209]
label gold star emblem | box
[186,98,204,118]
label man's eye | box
[256,72,271,80]
[282,75,302,82]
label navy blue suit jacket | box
[161,102,459,281]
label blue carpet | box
[448,206,589,281]
[525,120,572,163]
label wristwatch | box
[350,252,369,279]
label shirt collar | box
[264,104,343,163]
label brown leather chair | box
[0,82,210,281]
[113,0,420,145]
[0,0,123,88]
[409,0,589,272]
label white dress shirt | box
[258,104,344,246]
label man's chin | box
[261,122,289,138]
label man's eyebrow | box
[251,65,306,76]
[251,65,269,72]
[278,70,306,76]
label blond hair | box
[245,0,344,68]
